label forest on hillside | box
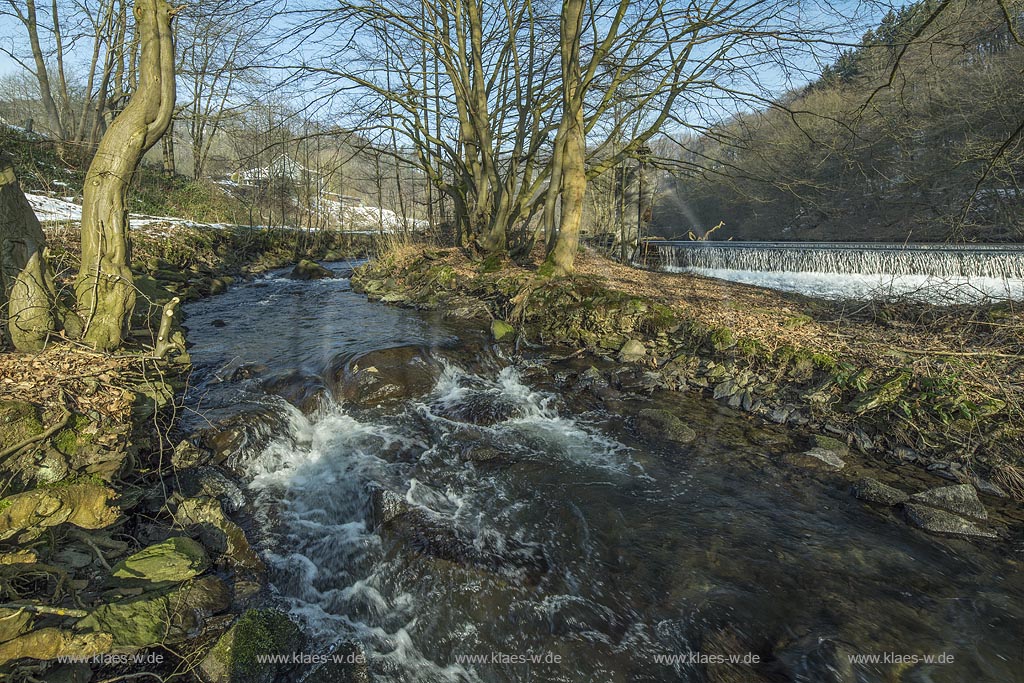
[651,0,1024,243]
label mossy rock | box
[53,415,95,457]
[0,401,43,447]
[848,372,912,415]
[200,609,305,683]
[490,320,515,343]
[636,408,696,444]
[111,536,209,584]
[77,575,229,648]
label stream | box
[182,264,1024,683]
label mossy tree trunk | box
[75,0,176,350]
[0,153,57,351]
[544,0,586,276]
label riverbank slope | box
[352,245,1024,501]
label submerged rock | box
[263,370,330,414]
[330,345,442,408]
[635,408,696,444]
[909,484,988,520]
[903,502,996,539]
[852,478,909,506]
[111,536,209,584]
[289,259,333,280]
[199,608,305,683]
[782,447,845,471]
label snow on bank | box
[27,193,82,222]
[25,192,419,235]
[678,267,1024,304]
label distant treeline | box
[652,0,1024,243]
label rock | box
[617,339,646,363]
[289,259,333,280]
[111,536,209,584]
[0,628,112,665]
[175,467,247,513]
[811,434,849,457]
[902,503,996,539]
[262,370,329,414]
[909,484,988,520]
[77,575,230,648]
[175,497,264,572]
[172,439,205,469]
[852,478,908,505]
[971,476,1006,498]
[329,346,441,408]
[368,484,411,526]
[782,447,845,471]
[0,483,120,543]
[635,408,696,444]
[773,635,856,683]
[490,319,515,343]
[199,609,305,683]
[202,408,288,467]
[847,372,911,414]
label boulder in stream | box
[330,345,442,408]
[635,408,696,444]
[199,608,305,683]
[289,259,334,280]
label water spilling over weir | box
[637,241,1024,278]
[635,241,1024,301]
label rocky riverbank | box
[351,246,1024,507]
[0,225,369,681]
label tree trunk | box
[545,0,586,276]
[0,154,56,351]
[75,0,176,351]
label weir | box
[635,241,1024,278]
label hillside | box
[651,0,1024,243]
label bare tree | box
[75,0,176,350]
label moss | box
[641,303,678,334]
[53,415,93,456]
[225,609,303,675]
[710,326,736,351]
[479,252,505,273]
[812,352,838,372]
[736,336,765,358]
[783,313,813,328]
[0,401,44,446]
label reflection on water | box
[184,266,1024,683]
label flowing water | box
[641,242,1024,302]
[184,265,1024,683]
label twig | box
[0,602,88,618]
